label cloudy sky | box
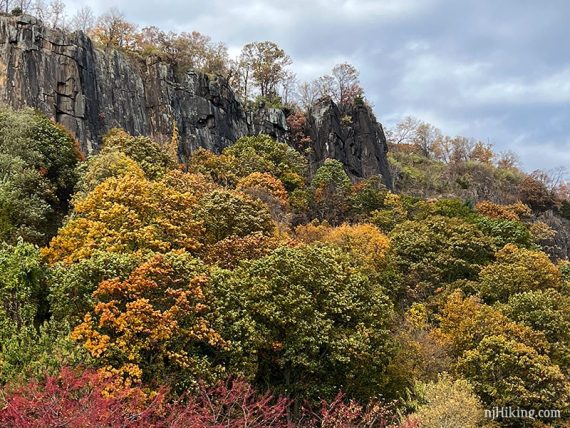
[66,0,570,175]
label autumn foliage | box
[71,252,225,388]
[42,173,203,263]
[2,118,570,427]
[0,368,293,428]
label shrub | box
[409,373,483,428]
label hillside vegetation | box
[0,107,569,427]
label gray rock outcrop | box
[538,210,570,260]
[307,98,393,188]
[0,14,392,187]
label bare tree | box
[1,0,33,14]
[30,0,48,20]
[496,150,519,169]
[92,8,137,48]
[48,0,65,29]
[414,122,443,158]
[296,80,320,111]
[331,63,363,105]
[280,71,296,105]
[15,0,33,13]
[315,74,335,100]
[70,5,95,33]
[0,0,9,14]
[386,116,421,145]
[548,166,568,189]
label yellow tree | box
[296,222,390,273]
[477,244,561,303]
[43,173,203,264]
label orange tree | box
[71,251,226,390]
[295,222,391,279]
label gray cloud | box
[67,0,570,174]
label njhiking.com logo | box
[485,406,561,420]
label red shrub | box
[0,367,164,427]
[165,380,291,427]
[300,392,412,428]
[0,369,290,428]
[0,368,413,427]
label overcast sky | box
[66,0,570,175]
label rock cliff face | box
[538,210,570,261]
[307,98,392,188]
[0,14,391,187]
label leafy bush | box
[0,109,81,244]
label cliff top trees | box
[134,28,230,76]
[92,8,137,49]
[294,63,365,111]
[233,41,292,104]
[320,63,364,106]
[69,5,95,33]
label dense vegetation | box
[0,107,569,427]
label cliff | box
[307,98,392,187]
[0,14,392,187]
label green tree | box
[48,251,143,326]
[499,289,570,368]
[473,216,532,248]
[212,245,394,401]
[100,128,176,179]
[390,216,494,300]
[458,335,570,410]
[0,241,86,383]
[310,159,352,224]
[75,151,146,196]
[0,109,81,244]
[223,134,307,185]
[197,190,275,245]
[0,241,44,333]
[348,176,388,219]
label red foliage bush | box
[0,367,160,427]
[300,392,416,428]
[0,368,290,428]
[0,367,413,427]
